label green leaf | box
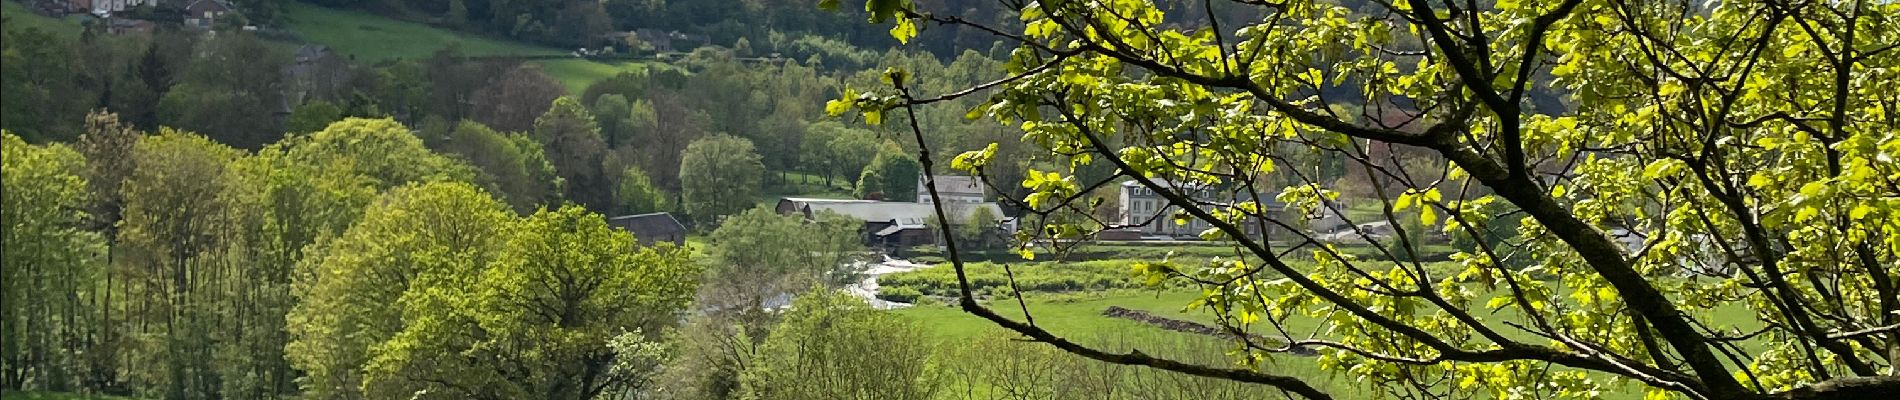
[1849,204,1874,219]
[889,19,918,44]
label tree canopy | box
[678,135,765,226]
[833,0,1900,399]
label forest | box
[7,0,1900,399]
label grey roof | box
[780,197,878,204]
[607,212,687,241]
[806,202,1004,225]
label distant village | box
[607,175,1362,255]
[22,0,240,34]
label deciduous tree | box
[678,135,764,226]
[833,0,1900,399]
[740,290,940,400]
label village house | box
[916,175,987,205]
[1115,179,1303,240]
[182,0,231,29]
[606,212,688,247]
[79,0,154,16]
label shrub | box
[876,286,924,303]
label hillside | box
[1,1,83,38]
[280,1,653,93]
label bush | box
[876,286,924,303]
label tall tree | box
[116,129,243,399]
[0,26,88,141]
[635,90,710,192]
[533,97,614,211]
[1,132,104,391]
[833,0,1900,399]
[286,182,513,400]
[471,65,565,133]
[739,290,940,400]
[855,142,919,202]
[157,32,290,149]
[591,94,633,148]
[677,135,764,226]
[613,166,669,216]
[816,122,879,189]
[281,117,475,190]
[701,207,867,328]
[429,120,563,213]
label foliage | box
[425,119,563,213]
[285,182,513,400]
[286,100,345,135]
[614,166,671,216]
[157,33,290,149]
[678,135,765,226]
[0,132,103,391]
[471,65,566,133]
[874,286,925,303]
[283,118,475,190]
[739,290,940,400]
[803,121,881,188]
[839,0,1900,398]
[115,129,245,399]
[364,204,699,399]
[532,97,614,211]
[0,25,86,141]
[592,94,634,148]
[647,315,756,400]
[701,207,867,320]
[855,142,920,201]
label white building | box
[917,175,986,205]
[87,0,155,16]
[1117,179,1296,239]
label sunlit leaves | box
[845,0,1900,397]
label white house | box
[917,175,986,205]
[85,0,155,16]
[1117,179,1298,239]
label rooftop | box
[806,201,1004,225]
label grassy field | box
[280,1,557,63]
[1,1,83,38]
[896,290,1360,397]
[890,259,1762,399]
[536,58,655,94]
[754,172,858,208]
[279,1,657,94]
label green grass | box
[892,264,1762,399]
[895,290,1213,342]
[281,1,557,63]
[754,172,858,208]
[1,391,136,400]
[2,1,84,39]
[536,59,654,94]
[895,290,1359,397]
[280,1,660,93]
